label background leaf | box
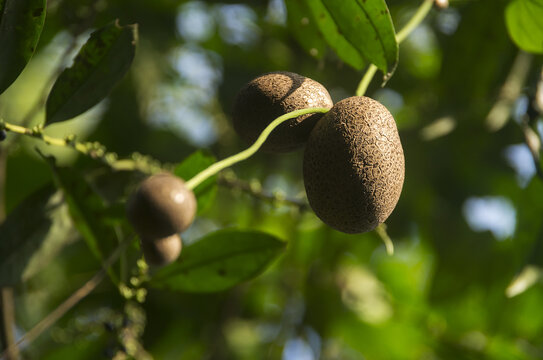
[505,0,543,54]
[174,150,217,214]
[47,161,123,282]
[0,185,75,286]
[150,229,286,293]
[0,0,46,94]
[45,20,138,125]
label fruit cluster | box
[127,173,196,266]
[126,71,405,266]
[232,71,405,234]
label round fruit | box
[141,234,182,266]
[0,130,6,142]
[303,96,404,234]
[127,173,197,238]
[232,71,333,152]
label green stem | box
[185,107,330,190]
[375,223,394,256]
[355,64,378,97]
[396,0,434,43]
[355,0,434,96]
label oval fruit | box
[303,96,405,234]
[141,234,182,266]
[232,71,333,152]
[127,173,197,238]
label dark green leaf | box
[0,0,46,94]
[319,0,398,78]
[47,162,122,282]
[286,0,327,59]
[0,186,75,286]
[303,0,365,69]
[174,150,217,214]
[45,20,138,125]
[150,229,286,293]
[505,0,543,54]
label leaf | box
[174,150,217,214]
[47,161,122,282]
[0,0,46,94]
[150,229,286,293]
[286,0,327,59]
[302,0,398,78]
[505,0,543,54]
[303,0,365,69]
[0,186,75,286]
[320,0,398,78]
[45,20,138,125]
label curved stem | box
[185,107,330,190]
[356,64,378,97]
[395,0,434,43]
[355,0,434,96]
[375,223,394,256]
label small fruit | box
[303,96,405,234]
[141,234,182,266]
[0,130,6,142]
[232,71,333,152]
[127,173,197,238]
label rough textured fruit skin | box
[127,173,197,238]
[232,71,333,152]
[303,96,405,234]
[141,234,182,266]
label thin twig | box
[0,121,163,174]
[0,241,128,358]
[0,289,18,360]
[217,172,309,211]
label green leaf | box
[45,20,138,125]
[505,0,543,54]
[47,161,121,282]
[0,0,46,94]
[286,0,327,59]
[303,0,365,69]
[150,229,286,293]
[321,0,398,78]
[303,0,398,77]
[174,150,217,214]
[0,186,75,286]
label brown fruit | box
[127,173,197,238]
[141,234,182,266]
[303,96,405,234]
[232,71,333,152]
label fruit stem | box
[355,0,434,96]
[185,107,330,190]
[375,223,394,256]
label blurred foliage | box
[1,0,543,359]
